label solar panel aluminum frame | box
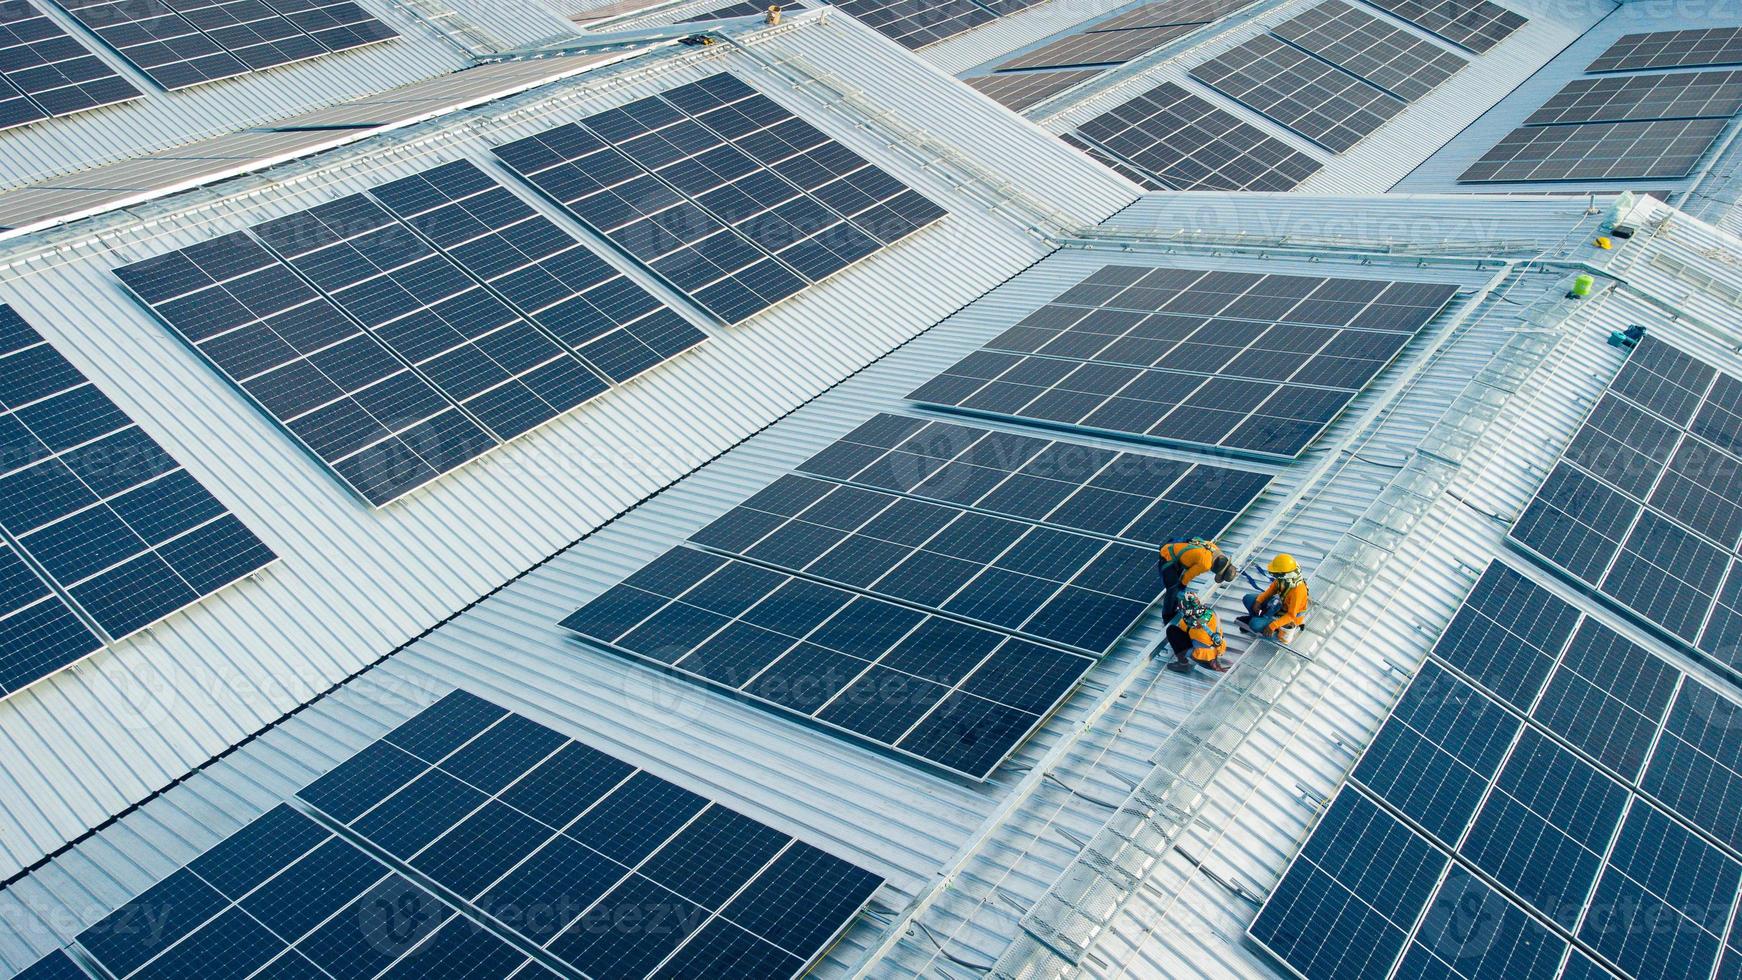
[1505,340,1742,678]
[565,554,1097,782]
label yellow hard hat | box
[1267,554,1298,575]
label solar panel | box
[1354,0,1526,54]
[47,0,396,91]
[1248,787,1449,980]
[993,22,1201,70]
[794,413,1272,544]
[681,0,770,20]
[1254,560,1742,980]
[0,303,272,686]
[1068,81,1323,191]
[562,547,1095,778]
[1190,34,1406,153]
[1588,27,1742,73]
[493,73,945,325]
[1510,336,1742,669]
[1059,132,1167,189]
[116,162,703,506]
[13,951,85,980]
[967,69,1104,111]
[0,0,140,129]
[1271,0,1468,103]
[687,473,1164,653]
[1523,70,1742,127]
[909,266,1457,459]
[824,0,994,49]
[298,689,884,977]
[1088,0,1257,31]
[367,161,705,386]
[1458,117,1728,183]
[73,803,549,980]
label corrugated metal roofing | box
[0,11,1131,891]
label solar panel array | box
[995,22,1201,71]
[1250,560,1742,980]
[1510,336,1742,672]
[1272,0,1468,103]
[0,303,274,697]
[116,161,702,506]
[1087,0,1257,31]
[1523,70,1742,126]
[1190,33,1406,153]
[681,0,771,20]
[1354,0,1526,54]
[794,413,1272,545]
[0,0,140,130]
[1460,117,1729,182]
[60,690,882,980]
[297,690,883,978]
[493,73,945,325]
[564,411,1267,778]
[824,0,993,48]
[49,0,397,91]
[1588,27,1742,73]
[909,265,1458,459]
[967,69,1102,111]
[1068,82,1323,191]
[1060,132,1166,189]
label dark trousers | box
[1166,624,1193,663]
[1161,563,1184,622]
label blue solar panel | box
[296,691,882,978]
[1511,336,1742,671]
[794,413,1271,545]
[1248,787,1448,980]
[492,73,945,325]
[116,161,704,506]
[910,266,1456,459]
[0,303,272,694]
[561,547,1095,779]
[1254,558,1742,980]
[69,803,548,980]
[13,951,86,980]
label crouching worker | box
[1157,537,1237,622]
[1242,554,1309,644]
[1164,593,1229,674]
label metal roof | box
[5,1,1742,978]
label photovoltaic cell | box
[563,546,1095,778]
[1587,27,1742,73]
[296,688,884,979]
[795,413,1271,544]
[967,69,1104,111]
[909,265,1456,459]
[0,303,272,688]
[117,161,702,506]
[1088,0,1258,31]
[1271,0,1468,103]
[1190,33,1406,153]
[1524,70,1742,127]
[688,473,1164,653]
[1510,337,1742,670]
[49,0,395,90]
[1068,82,1323,191]
[1059,132,1168,189]
[1459,117,1727,183]
[681,0,771,20]
[1254,557,1742,980]
[0,0,140,130]
[1354,0,1526,54]
[493,73,944,325]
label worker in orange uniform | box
[1241,554,1309,644]
[1156,537,1237,622]
[1164,593,1228,673]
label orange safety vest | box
[1256,575,1310,630]
[1172,610,1226,661]
[1158,538,1220,586]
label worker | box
[1163,593,1228,673]
[765,3,780,23]
[1156,537,1236,621]
[1241,554,1310,644]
